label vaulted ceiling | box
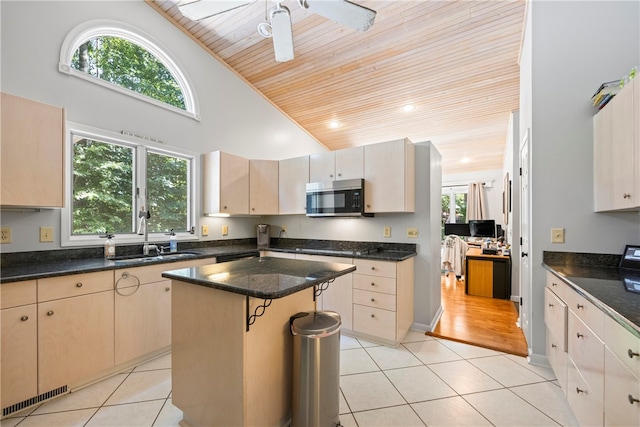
[146,0,526,175]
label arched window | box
[59,20,199,120]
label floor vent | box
[2,385,68,418]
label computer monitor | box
[444,223,471,237]
[469,219,496,238]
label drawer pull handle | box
[576,387,586,395]
[629,394,639,404]
[47,310,54,316]
[552,282,558,287]
[576,304,584,309]
[165,287,170,292]
[76,282,83,288]
[20,315,29,321]
[551,343,557,349]
[370,298,375,302]
[548,303,554,307]
[370,282,375,287]
[628,349,640,359]
[576,332,584,339]
[370,314,375,318]
[623,193,631,199]
[371,266,375,271]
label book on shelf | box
[591,80,622,109]
[591,80,620,99]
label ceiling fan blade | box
[302,0,376,31]
[270,5,294,62]
[178,0,256,21]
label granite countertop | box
[543,257,640,338]
[162,257,356,299]
[0,239,416,284]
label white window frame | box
[61,122,199,247]
[442,185,468,224]
[58,19,200,121]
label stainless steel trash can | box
[290,311,341,427]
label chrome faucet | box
[137,207,158,256]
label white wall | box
[522,0,640,361]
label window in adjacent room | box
[59,20,199,120]
[441,186,468,238]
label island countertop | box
[162,256,356,299]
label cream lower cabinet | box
[544,285,568,392]
[352,257,414,345]
[1,280,38,410]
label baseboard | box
[412,304,443,333]
[528,351,550,368]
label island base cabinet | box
[38,291,114,392]
[567,358,604,427]
[172,281,315,427]
[604,348,640,427]
[546,327,568,394]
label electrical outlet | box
[282,225,287,233]
[1,227,12,244]
[222,225,228,236]
[407,228,418,238]
[40,226,54,243]
[551,227,565,243]
[383,226,391,238]
[201,225,209,236]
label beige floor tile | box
[469,355,548,387]
[505,354,558,380]
[153,398,183,427]
[353,405,426,426]
[401,330,433,343]
[135,352,172,372]
[340,334,362,350]
[0,416,26,427]
[357,338,383,348]
[463,388,559,426]
[85,400,164,427]
[385,366,457,403]
[412,396,492,426]
[510,382,579,426]
[105,370,171,406]
[365,345,422,370]
[438,338,503,359]
[403,340,463,365]
[339,390,351,414]
[340,348,380,375]
[14,408,97,427]
[340,372,406,412]
[339,412,357,427]
[427,360,503,395]
[32,374,128,415]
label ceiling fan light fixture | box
[257,22,272,38]
[270,4,294,62]
[403,104,415,112]
[299,0,376,32]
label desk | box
[465,247,511,299]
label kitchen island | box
[161,256,355,427]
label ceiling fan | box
[177,0,377,62]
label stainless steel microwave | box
[305,179,373,217]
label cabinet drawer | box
[1,280,37,309]
[353,289,396,311]
[604,347,640,427]
[546,271,570,302]
[568,311,604,404]
[353,274,396,295]
[353,304,396,342]
[38,271,114,302]
[604,314,640,378]
[565,287,604,338]
[354,259,396,278]
[567,358,604,427]
[544,286,568,351]
[115,258,214,287]
[546,327,568,393]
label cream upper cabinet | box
[203,151,250,215]
[1,93,64,208]
[593,78,639,211]
[279,155,309,215]
[364,138,415,213]
[249,159,279,215]
[309,146,363,182]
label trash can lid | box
[291,311,341,337]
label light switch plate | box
[383,226,391,238]
[201,225,209,236]
[407,227,418,238]
[40,226,54,243]
[551,228,564,243]
[222,225,229,236]
[1,227,12,244]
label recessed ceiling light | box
[402,104,415,112]
[460,157,471,164]
[329,121,341,129]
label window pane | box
[71,36,186,110]
[147,152,189,233]
[455,193,467,223]
[72,136,135,235]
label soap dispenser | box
[104,233,115,259]
[169,229,177,253]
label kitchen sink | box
[113,251,201,265]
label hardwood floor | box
[427,273,528,357]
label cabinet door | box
[38,291,114,391]
[1,304,37,408]
[1,93,64,207]
[604,347,640,427]
[115,281,172,365]
[335,146,364,180]
[309,152,335,182]
[278,155,309,215]
[203,151,249,215]
[249,159,279,215]
[364,139,415,213]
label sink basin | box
[113,251,201,265]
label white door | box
[519,129,532,351]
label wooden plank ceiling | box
[147,0,526,175]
